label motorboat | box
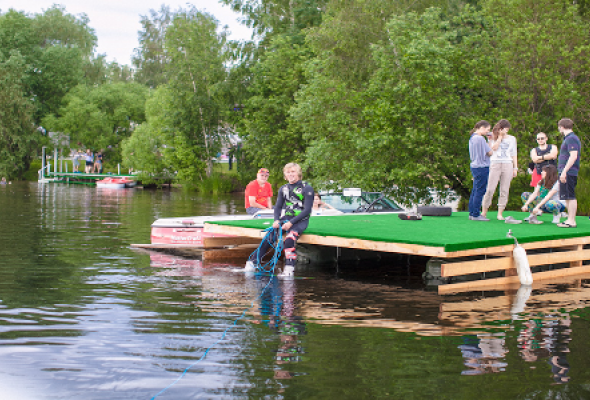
[96,176,136,189]
[150,189,405,246]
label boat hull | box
[150,214,267,246]
[96,177,136,189]
[151,226,233,246]
[97,182,126,189]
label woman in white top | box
[481,119,517,220]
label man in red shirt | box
[245,168,273,214]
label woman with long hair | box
[481,119,517,220]
[521,164,566,224]
[468,120,493,221]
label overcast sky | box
[6,1,254,66]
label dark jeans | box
[469,166,489,217]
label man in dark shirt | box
[246,163,314,277]
[557,118,581,228]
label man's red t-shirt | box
[245,180,273,208]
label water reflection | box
[3,183,590,399]
[459,333,508,375]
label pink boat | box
[96,177,136,189]
[150,190,405,248]
[150,213,273,246]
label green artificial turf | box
[207,211,590,252]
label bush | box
[23,159,43,181]
[195,173,241,194]
[576,164,590,216]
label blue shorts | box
[560,175,577,200]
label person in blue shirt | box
[556,118,581,228]
[468,120,493,221]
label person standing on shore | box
[556,118,581,228]
[73,149,81,173]
[93,151,103,173]
[468,120,493,221]
[84,149,94,174]
[529,132,557,187]
[245,168,273,215]
[482,119,518,221]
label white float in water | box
[507,229,533,285]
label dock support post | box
[41,147,46,178]
[54,148,58,176]
[571,244,584,267]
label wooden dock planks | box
[204,221,590,294]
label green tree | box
[82,56,134,85]
[291,5,498,202]
[121,86,186,183]
[219,0,325,39]
[132,5,174,88]
[30,45,85,119]
[0,51,40,179]
[32,5,96,57]
[0,6,97,123]
[239,34,312,174]
[481,0,590,133]
[364,6,499,202]
[124,8,229,184]
[290,0,406,190]
[163,7,227,179]
[42,82,148,161]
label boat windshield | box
[321,192,403,213]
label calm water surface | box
[1,182,590,399]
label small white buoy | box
[507,230,533,285]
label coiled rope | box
[151,226,284,399]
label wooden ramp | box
[131,242,259,260]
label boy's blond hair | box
[283,163,302,179]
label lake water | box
[1,182,590,400]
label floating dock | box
[203,211,590,294]
[41,172,138,185]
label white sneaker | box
[528,215,543,224]
[552,215,561,224]
[524,213,533,222]
[279,265,295,278]
[244,260,257,272]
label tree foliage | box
[132,5,174,88]
[239,34,312,173]
[42,82,148,161]
[363,6,499,202]
[0,6,97,123]
[164,7,227,179]
[219,0,326,39]
[124,7,228,184]
[0,52,40,179]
